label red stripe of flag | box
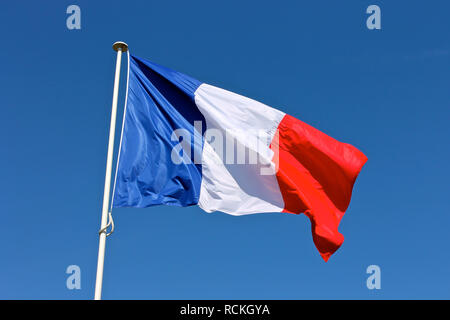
[271,114,368,261]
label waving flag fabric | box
[113,55,367,261]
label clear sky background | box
[0,1,449,299]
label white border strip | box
[109,50,131,211]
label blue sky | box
[0,1,449,299]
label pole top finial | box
[113,41,128,52]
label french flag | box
[112,54,367,261]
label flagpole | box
[94,41,128,300]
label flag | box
[112,54,367,261]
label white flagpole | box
[94,41,128,300]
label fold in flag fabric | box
[112,55,367,261]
